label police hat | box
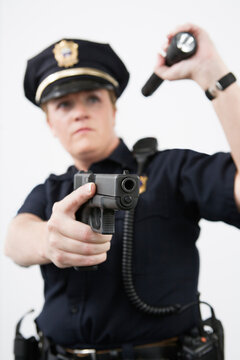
[24,38,130,106]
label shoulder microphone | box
[141,32,197,97]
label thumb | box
[60,182,96,216]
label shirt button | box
[70,304,79,314]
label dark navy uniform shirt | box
[18,139,240,349]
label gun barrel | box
[74,173,139,199]
[121,177,137,192]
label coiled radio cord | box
[122,208,181,316]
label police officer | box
[5,23,240,359]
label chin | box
[72,145,99,159]
[72,138,98,152]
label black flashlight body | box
[141,32,197,97]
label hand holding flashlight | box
[141,32,197,97]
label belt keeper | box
[205,72,236,100]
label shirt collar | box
[105,138,136,170]
[67,138,136,177]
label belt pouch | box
[14,333,40,360]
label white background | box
[1,0,240,359]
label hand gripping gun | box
[74,171,140,270]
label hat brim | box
[40,78,115,104]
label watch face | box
[176,33,196,53]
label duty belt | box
[53,337,179,360]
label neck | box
[74,137,120,171]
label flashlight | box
[141,32,197,97]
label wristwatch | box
[205,72,236,100]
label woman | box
[5,24,240,359]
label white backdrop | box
[1,0,240,359]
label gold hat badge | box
[53,40,79,68]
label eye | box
[86,94,101,104]
[56,100,72,109]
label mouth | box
[73,127,93,135]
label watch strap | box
[205,88,215,100]
[205,72,236,100]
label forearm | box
[211,83,240,171]
[210,82,240,210]
[4,184,112,269]
[195,66,240,208]
[4,213,51,267]
[192,57,240,171]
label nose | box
[72,100,89,121]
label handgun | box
[74,171,139,271]
[74,171,140,234]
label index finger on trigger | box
[57,216,112,244]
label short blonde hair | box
[108,89,117,108]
